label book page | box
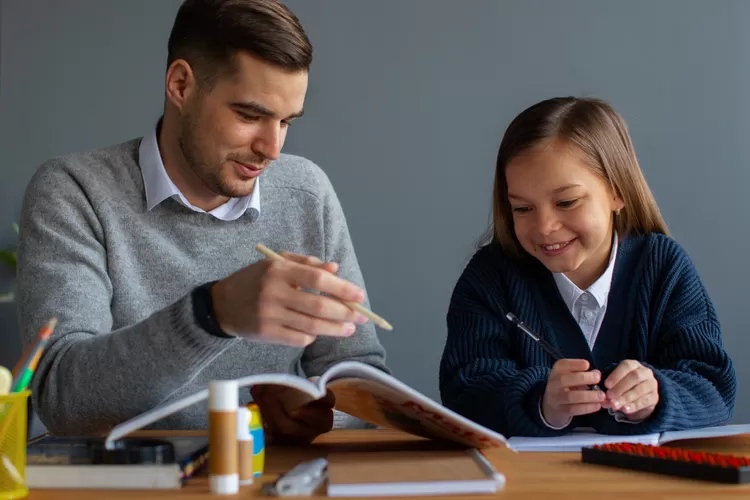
[507,431,660,452]
[105,373,321,447]
[321,367,509,449]
[659,423,750,445]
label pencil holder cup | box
[0,391,30,499]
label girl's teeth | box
[543,241,570,250]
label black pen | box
[505,312,623,417]
[505,312,608,394]
[505,313,565,361]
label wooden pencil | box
[255,244,393,331]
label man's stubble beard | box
[177,114,242,199]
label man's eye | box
[237,112,260,121]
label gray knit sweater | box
[17,138,388,435]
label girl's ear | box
[613,192,625,213]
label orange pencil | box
[11,341,36,377]
[12,318,56,376]
[10,318,56,392]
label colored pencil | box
[11,318,56,393]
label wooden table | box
[25,429,750,499]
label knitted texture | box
[440,233,737,437]
[18,138,388,435]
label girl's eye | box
[557,199,579,208]
[512,206,531,214]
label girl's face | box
[505,140,624,289]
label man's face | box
[178,52,308,198]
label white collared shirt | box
[552,231,619,350]
[138,124,260,221]
[539,233,625,429]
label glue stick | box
[237,406,254,485]
[247,402,265,476]
[209,380,239,495]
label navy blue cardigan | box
[439,233,737,437]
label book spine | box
[209,380,239,495]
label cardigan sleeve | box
[595,245,737,435]
[438,255,572,438]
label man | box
[17,0,388,441]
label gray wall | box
[1,0,748,424]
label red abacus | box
[582,442,750,483]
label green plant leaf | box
[0,250,17,272]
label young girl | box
[439,97,737,437]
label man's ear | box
[165,59,197,111]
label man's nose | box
[254,123,282,161]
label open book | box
[104,361,510,450]
[507,423,750,452]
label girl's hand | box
[542,359,607,428]
[604,360,659,421]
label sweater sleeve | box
[595,246,737,435]
[439,253,571,438]
[17,161,235,436]
[299,168,389,377]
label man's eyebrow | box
[231,101,304,120]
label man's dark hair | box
[167,0,312,86]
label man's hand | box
[542,359,607,428]
[604,360,659,421]
[211,252,368,346]
[250,385,335,444]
